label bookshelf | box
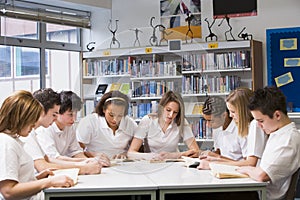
[82,40,263,141]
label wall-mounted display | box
[267,27,300,112]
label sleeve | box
[66,126,84,157]
[23,134,45,160]
[238,135,248,158]
[76,115,93,144]
[182,118,194,141]
[134,115,151,140]
[246,120,267,158]
[0,137,20,182]
[124,116,138,137]
[36,127,61,158]
[212,129,222,150]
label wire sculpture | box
[204,18,218,42]
[130,28,143,47]
[108,19,120,48]
[218,15,235,41]
[238,27,253,40]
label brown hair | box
[226,87,254,137]
[95,90,129,116]
[157,91,185,133]
[0,90,43,136]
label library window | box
[46,23,78,44]
[0,17,38,40]
[0,45,11,78]
[15,47,41,77]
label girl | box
[76,90,138,159]
[128,91,200,159]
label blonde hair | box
[0,90,43,136]
[226,87,254,137]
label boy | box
[201,96,247,161]
[23,88,103,175]
[237,86,300,200]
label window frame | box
[0,19,82,88]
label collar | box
[98,115,125,132]
[52,122,64,135]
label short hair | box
[33,88,61,114]
[95,90,130,117]
[0,90,43,136]
[226,87,254,137]
[202,96,227,116]
[59,91,82,114]
[249,86,287,118]
[158,91,185,127]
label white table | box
[143,162,267,200]
[44,165,157,200]
[44,161,267,200]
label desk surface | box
[44,161,267,199]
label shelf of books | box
[82,40,263,140]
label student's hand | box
[204,155,222,161]
[79,159,102,175]
[35,168,57,180]
[181,149,199,158]
[92,154,111,167]
[112,152,127,160]
[199,151,220,159]
[48,175,75,188]
[155,152,181,160]
[197,159,211,170]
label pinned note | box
[274,72,294,87]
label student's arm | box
[0,175,73,200]
[34,157,102,175]
[182,137,201,157]
[205,155,258,166]
[237,166,270,182]
[128,137,143,152]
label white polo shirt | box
[36,122,82,158]
[76,113,138,158]
[260,122,300,200]
[213,120,247,160]
[134,115,194,153]
[247,120,268,162]
[0,133,44,200]
[22,129,45,161]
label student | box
[0,90,74,200]
[198,87,267,168]
[237,86,300,200]
[201,96,247,161]
[76,90,138,159]
[23,88,102,175]
[128,91,200,159]
[36,90,108,168]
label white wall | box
[85,0,300,85]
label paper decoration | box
[280,38,297,50]
[284,58,300,67]
[274,72,294,87]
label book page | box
[209,163,248,179]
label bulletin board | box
[266,27,300,112]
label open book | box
[209,163,249,179]
[51,168,80,184]
[181,156,201,168]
